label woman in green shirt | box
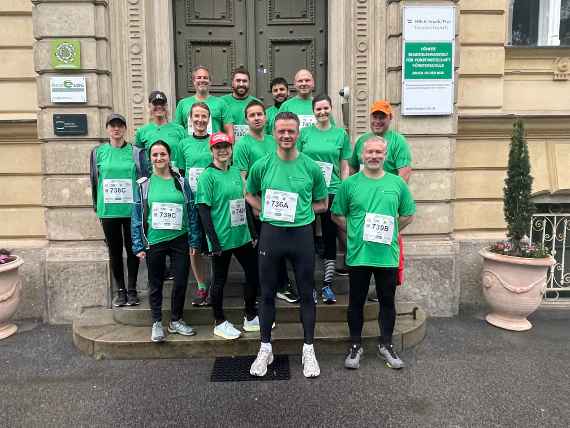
[90,113,140,307]
[180,102,212,306]
[196,132,259,340]
[298,95,352,304]
[131,141,202,343]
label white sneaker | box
[243,316,260,332]
[250,346,274,377]
[213,320,241,340]
[302,345,320,378]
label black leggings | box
[348,266,398,345]
[100,217,139,292]
[211,242,258,322]
[258,223,315,344]
[253,216,289,289]
[146,234,190,322]
[318,194,337,260]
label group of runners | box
[89,65,415,378]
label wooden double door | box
[174,0,328,103]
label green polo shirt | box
[331,172,415,268]
[246,151,328,227]
[348,129,412,175]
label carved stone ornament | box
[553,57,569,81]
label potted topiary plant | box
[0,249,24,340]
[479,120,555,331]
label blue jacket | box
[131,171,202,254]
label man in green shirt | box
[220,67,259,140]
[174,65,234,140]
[332,136,415,371]
[134,91,186,170]
[279,69,335,129]
[246,112,328,379]
[265,77,289,134]
[348,100,413,288]
[233,99,299,304]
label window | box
[509,0,570,46]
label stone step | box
[73,303,426,360]
[113,294,376,327]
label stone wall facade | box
[0,0,568,323]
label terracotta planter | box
[0,256,24,340]
[479,248,555,331]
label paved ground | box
[1,308,569,428]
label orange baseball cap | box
[370,100,393,116]
[209,132,233,147]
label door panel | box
[174,0,327,104]
[174,0,248,98]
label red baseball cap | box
[209,132,233,147]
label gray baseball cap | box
[105,112,127,126]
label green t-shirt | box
[278,96,336,129]
[233,133,277,174]
[297,125,352,194]
[265,105,279,135]
[220,94,259,139]
[331,172,416,268]
[174,95,231,134]
[146,174,188,246]
[348,129,412,175]
[246,152,328,227]
[180,134,212,193]
[134,121,186,169]
[95,143,136,219]
[196,165,251,251]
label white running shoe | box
[302,345,321,378]
[243,316,260,332]
[213,320,241,340]
[250,346,274,377]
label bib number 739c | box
[151,203,183,230]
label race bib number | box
[229,198,247,227]
[315,161,333,187]
[151,203,183,230]
[103,179,133,204]
[363,213,394,245]
[264,189,298,223]
[188,117,213,135]
[233,124,249,139]
[188,167,205,193]
[298,115,317,129]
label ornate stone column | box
[33,0,112,323]
[384,0,460,316]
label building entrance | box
[174,0,328,103]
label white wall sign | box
[50,76,87,103]
[402,6,455,116]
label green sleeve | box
[331,181,348,216]
[195,170,213,206]
[348,136,362,170]
[175,100,187,128]
[233,140,249,172]
[394,135,412,170]
[246,161,262,194]
[398,178,416,217]
[134,127,145,148]
[297,128,307,152]
[311,161,328,200]
[220,98,233,125]
[341,130,352,159]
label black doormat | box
[210,355,290,382]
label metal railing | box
[530,213,570,302]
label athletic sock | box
[303,343,314,353]
[323,259,335,284]
[260,342,272,352]
[197,282,207,290]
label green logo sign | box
[404,42,452,80]
[51,40,81,70]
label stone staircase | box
[73,259,427,360]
